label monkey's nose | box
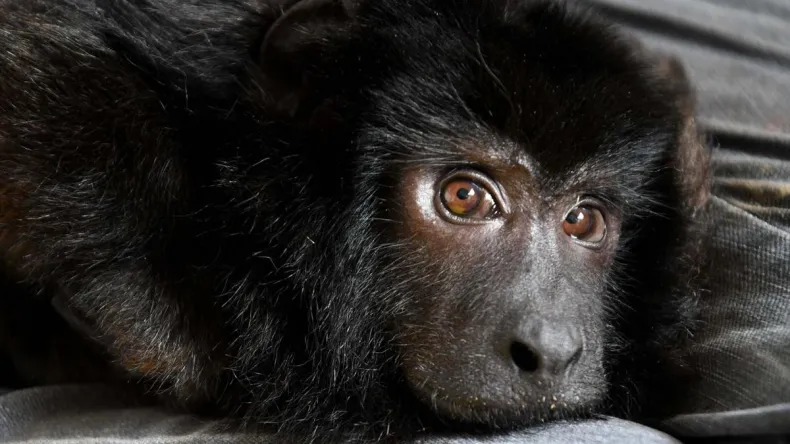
[507,318,583,376]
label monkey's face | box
[335,3,688,427]
[389,156,619,423]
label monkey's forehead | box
[349,1,681,183]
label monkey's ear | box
[655,55,710,212]
[655,56,695,119]
[258,0,360,117]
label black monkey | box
[0,0,710,442]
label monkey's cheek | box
[400,346,608,425]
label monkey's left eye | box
[439,176,497,220]
[563,205,607,245]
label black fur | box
[0,0,710,442]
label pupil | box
[566,211,579,224]
[456,188,471,200]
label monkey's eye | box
[439,177,496,220]
[563,205,606,245]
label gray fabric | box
[0,385,255,444]
[679,155,790,414]
[2,0,790,443]
[662,403,790,438]
[415,422,681,444]
[584,0,790,144]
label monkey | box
[0,0,710,442]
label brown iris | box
[563,205,606,243]
[441,178,494,219]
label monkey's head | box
[131,0,710,437]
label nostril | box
[510,341,540,373]
[567,344,583,369]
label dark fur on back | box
[0,0,709,442]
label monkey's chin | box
[408,385,605,431]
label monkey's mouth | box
[407,380,604,430]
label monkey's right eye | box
[439,176,497,220]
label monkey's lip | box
[407,381,602,428]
